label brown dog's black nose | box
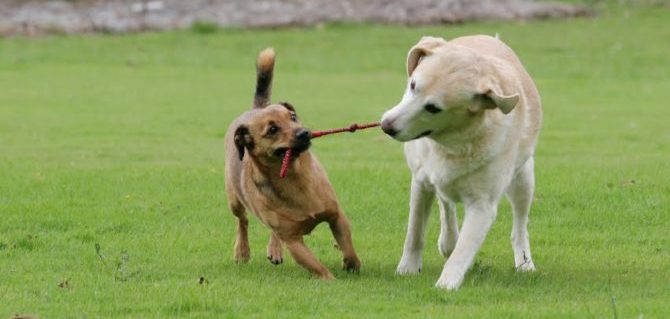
[296,129,311,141]
[381,120,398,137]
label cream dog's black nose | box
[381,120,398,137]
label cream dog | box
[380,35,542,290]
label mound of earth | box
[0,0,593,36]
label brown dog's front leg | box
[229,200,250,264]
[234,217,250,263]
[284,238,334,280]
[267,232,283,265]
[328,213,361,272]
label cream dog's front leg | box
[435,200,497,290]
[396,177,435,274]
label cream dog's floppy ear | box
[406,36,448,77]
[471,77,520,115]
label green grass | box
[1,3,669,318]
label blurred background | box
[0,0,597,36]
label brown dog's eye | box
[290,112,297,122]
[267,124,279,136]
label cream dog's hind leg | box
[437,197,459,258]
[506,158,536,272]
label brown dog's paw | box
[234,246,250,264]
[318,271,335,280]
[267,255,283,265]
[234,254,250,264]
[266,241,283,265]
[342,256,361,273]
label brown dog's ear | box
[279,102,295,112]
[470,77,519,114]
[407,36,448,77]
[234,125,253,161]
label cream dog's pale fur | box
[380,35,542,290]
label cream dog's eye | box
[424,103,442,114]
[410,80,416,91]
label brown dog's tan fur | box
[224,48,360,279]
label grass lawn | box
[1,2,669,318]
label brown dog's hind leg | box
[267,232,283,265]
[328,213,361,273]
[283,237,334,280]
[229,197,250,263]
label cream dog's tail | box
[253,47,275,109]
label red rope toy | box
[279,122,380,178]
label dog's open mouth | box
[413,130,433,140]
[274,141,311,158]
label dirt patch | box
[0,0,593,36]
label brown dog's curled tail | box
[253,47,275,109]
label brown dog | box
[224,48,361,279]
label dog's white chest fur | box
[406,141,468,193]
[381,34,542,290]
[404,131,511,202]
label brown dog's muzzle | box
[291,129,312,154]
[273,129,312,158]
